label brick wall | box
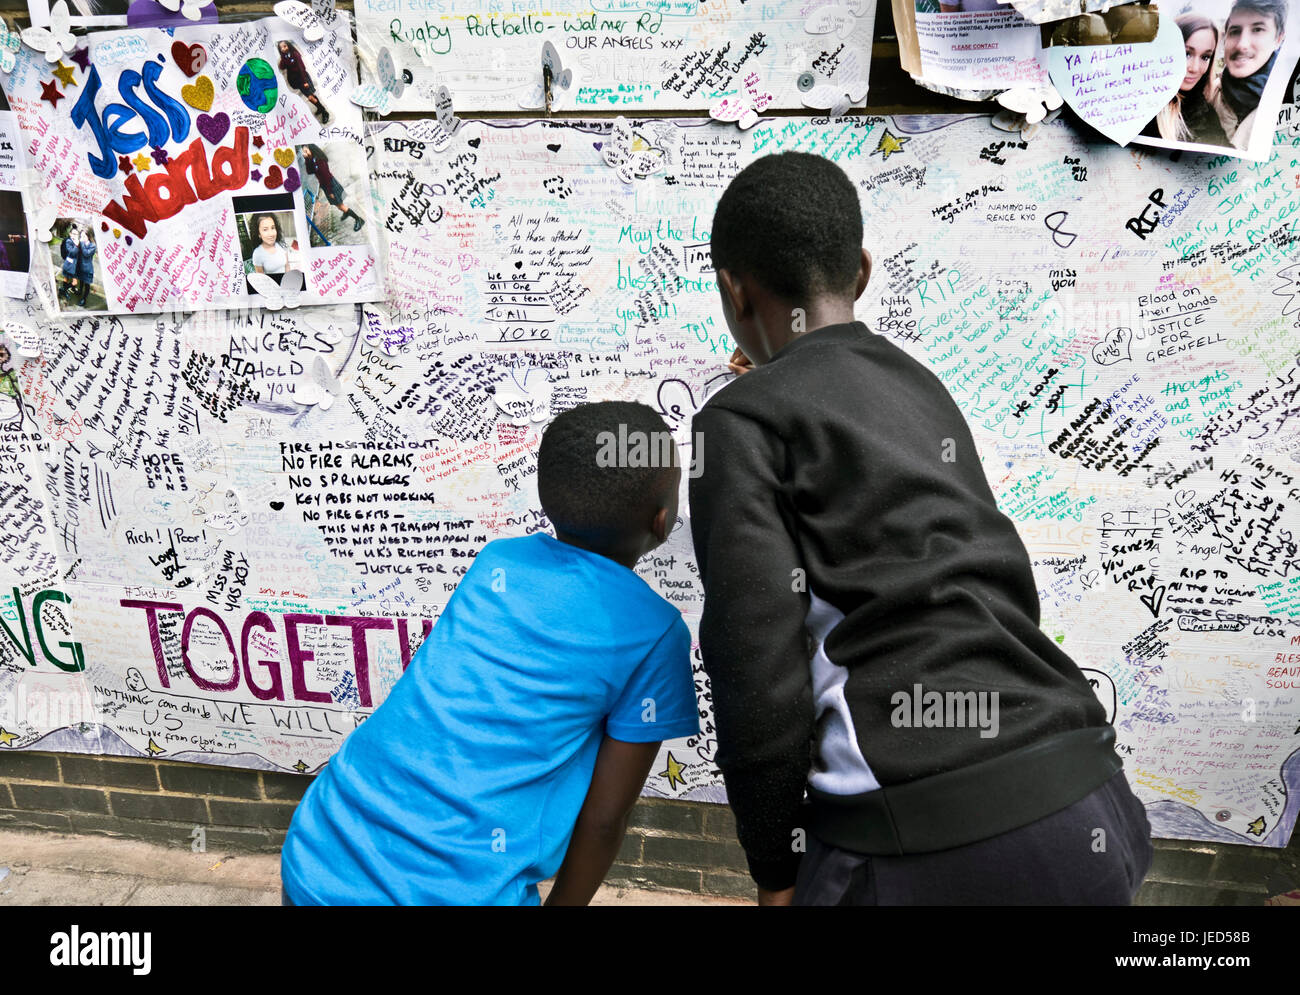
[0,751,305,854]
[5,749,1300,904]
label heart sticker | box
[283,166,301,193]
[264,164,283,189]
[100,221,108,232]
[113,228,121,237]
[1047,14,1183,146]
[274,147,295,168]
[171,40,206,77]
[181,74,214,112]
[196,111,229,144]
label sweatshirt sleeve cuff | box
[746,852,802,892]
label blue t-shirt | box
[280,533,699,905]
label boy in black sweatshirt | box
[688,152,1153,906]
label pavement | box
[0,829,748,906]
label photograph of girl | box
[298,144,367,246]
[50,219,103,311]
[1143,13,1232,145]
[239,211,298,288]
[277,40,330,124]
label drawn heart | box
[181,74,214,112]
[270,501,284,511]
[547,143,561,152]
[274,147,295,168]
[196,111,229,144]
[592,141,603,150]
[1081,570,1099,589]
[283,167,301,194]
[1174,489,1195,507]
[1047,16,1183,146]
[264,164,283,189]
[1091,326,1133,366]
[514,260,523,269]
[1139,585,1166,618]
[467,137,481,148]
[171,40,206,77]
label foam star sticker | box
[251,152,262,165]
[252,135,264,148]
[250,168,261,181]
[151,145,169,165]
[51,61,76,86]
[40,79,64,107]
[118,154,133,175]
[131,151,152,172]
[658,750,688,791]
[872,129,909,160]
[70,45,90,71]
[0,727,18,747]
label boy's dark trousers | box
[792,770,1153,905]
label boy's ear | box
[853,248,873,301]
[717,267,748,319]
[651,505,670,544]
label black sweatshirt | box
[688,322,1117,890]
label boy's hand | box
[544,736,660,906]
[757,885,795,907]
[727,347,753,375]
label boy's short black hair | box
[1231,0,1286,34]
[711,152,864,301]
[538,401,676,548]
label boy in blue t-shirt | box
[281,401,700,905]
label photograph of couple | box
[1140,0,1288,151]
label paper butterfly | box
[214,488,250,534]
[0,27,21,74]
[361,306,413,355]
[404,118,456,153]
[802,78,869,118]
[158,0,210,21]
[3,320,43,359]
[248,269,305,310]
[32,205,57,242]
[519,41,574,110]
[21,0,76,63]
[293,354,341,410]
[602,117,664,184]
[274,0,337,44]
[493,368,552,426]
[709,72,772,131]
[350,47,406,116]
[996,83,1064,125]
[435,85,460,137]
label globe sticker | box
[236,57,278,114]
